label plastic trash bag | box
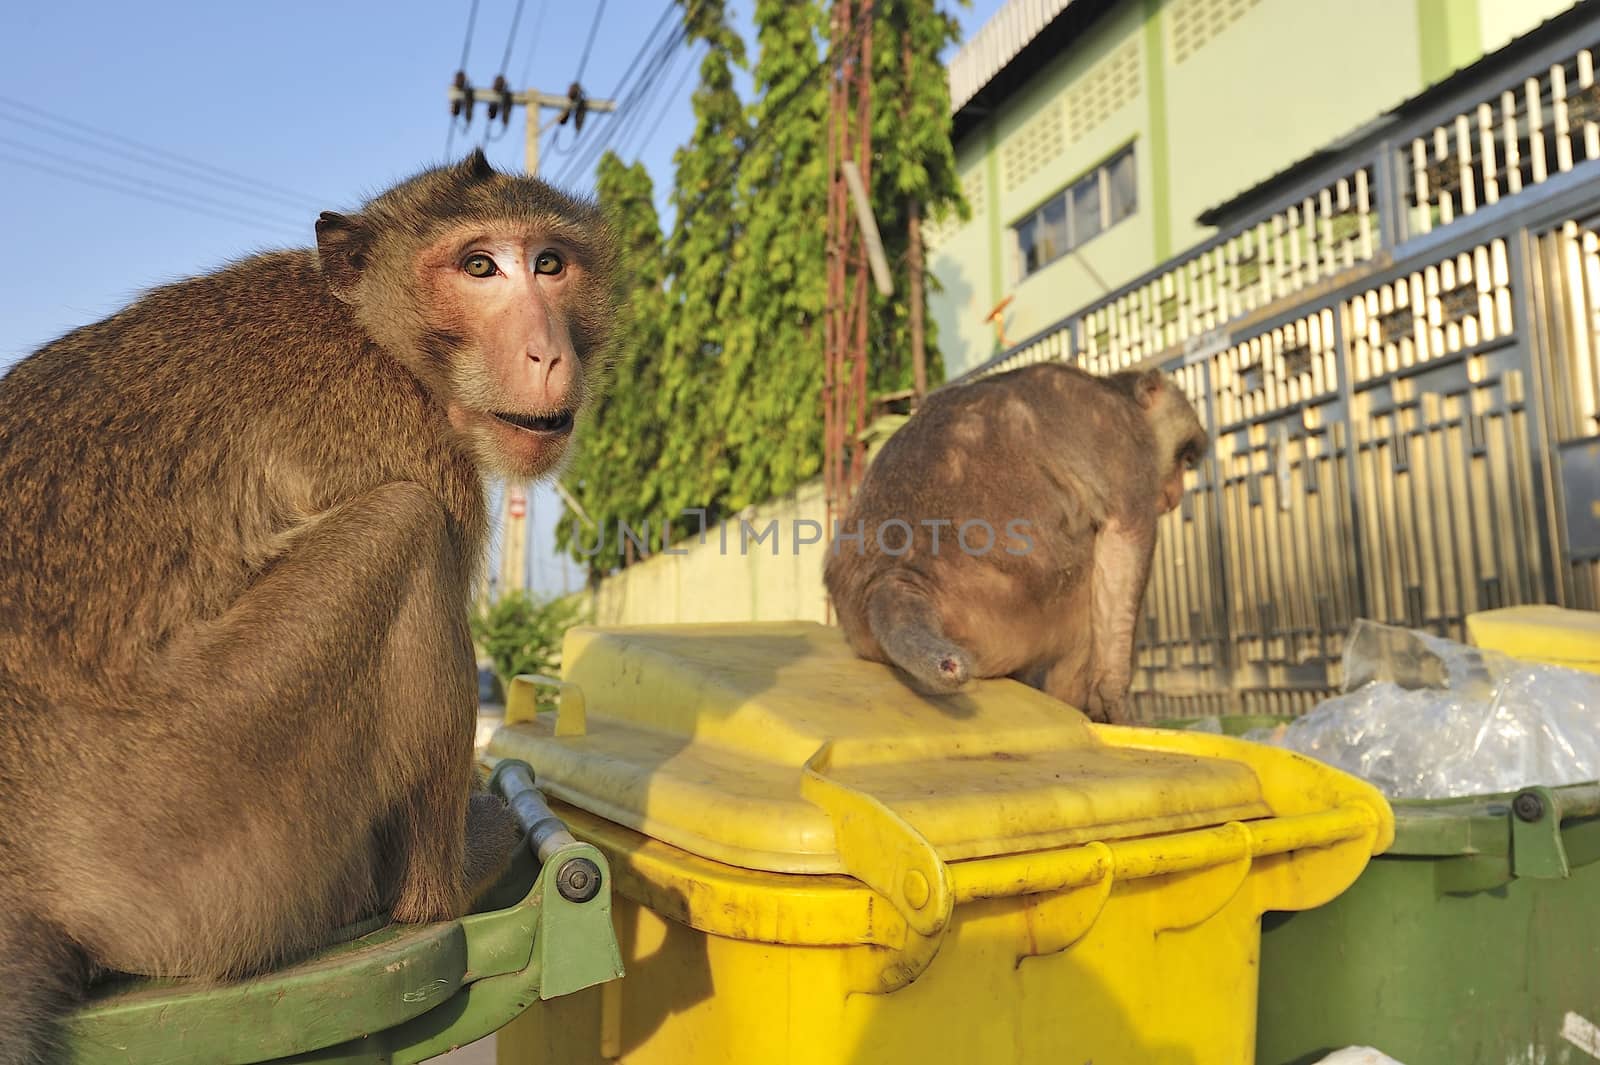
[1241,619,1600,801]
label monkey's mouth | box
[491,409,574,436]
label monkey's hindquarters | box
[864,579,972,695]
[0,911,85,1065]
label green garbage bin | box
[1159,715,1600,1065]
[59,760,624,1065]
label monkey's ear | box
[460,148,496,182]
[315,211,369,304]
[1133,369,1166,409]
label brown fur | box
[0,149,621,1064]
[823,362,1206,725]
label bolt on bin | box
[1161,713,1600,1065]
[483,621,1394,1065]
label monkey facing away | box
[0,149,621,1063]
[823,362,1207,726]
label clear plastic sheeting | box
[1238,619,1600,801]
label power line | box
[599,35,696,174]
[457,0,481,71]
[599,35,689,168]
[0,95,326,209]
[515,0,551,86]
[574,0,609,85]
[536,0,695,187]
[554,5,693,186]
[554,27,685,185]
[0,135,308,230]
[496,0,528,76]
[447,0,484,157]
[580,0,703,167]
[0,153,305,239]
[601,0,680,108]
[628,43,704,164]
[0,110,322,215]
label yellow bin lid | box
[1466,605,1600,672]
[494,622,1385,873]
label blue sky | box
[0,0,1003,597]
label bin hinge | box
[1510,785,1570,879]
[801,742,954,995]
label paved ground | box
[435,1035,496,1064]
[476,705,505,753]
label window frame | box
[1009,141,1139,284]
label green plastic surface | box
[1160,714,1600,1065]
[62,832,623,1064]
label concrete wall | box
[584,478,833,627]
[929,0,1580,380]
[581,419,913,627]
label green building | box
[930,0,1579,378]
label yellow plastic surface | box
[501,622,1279,875]
[1466,605,1600,674]
[488,622,1393,1065]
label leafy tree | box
[866,0,970,396]
[715,0,831,511]
[470,591,589,713]
[653,0,751,543]
[556,150,668,578]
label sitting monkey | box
[0,150,622,1063]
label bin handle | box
[489,757,603,904]
[801,742,954,993]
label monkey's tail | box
[0,913,85,1065]
[865,578,972,695]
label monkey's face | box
[314,151,623,483]
[419,226,596,479]
[1156,397,1207,514]
[1127,371,1207,513]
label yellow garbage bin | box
[1466,604,1600,674]
[487,622,1393,1065]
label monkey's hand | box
[1082,683,1132,726]
[463,788,523,899]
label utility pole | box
[445,74,616,601]
[447,76,617,178]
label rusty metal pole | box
[848,0,873,501]
[824,0,851,548]
[824,0,875,547]
[902,25,927,400]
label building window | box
[1012,144,1138,281]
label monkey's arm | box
[137,481,496,927]
[1084,519,1156,725]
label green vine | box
[558,0,970,578]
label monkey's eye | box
[462,253,499,278]
[533,250,565,276]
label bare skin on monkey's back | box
[0,150,621,1064]
[824,362,1206,724]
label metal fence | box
[959,7,1600,718]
